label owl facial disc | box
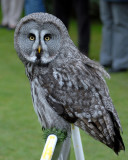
[14,13,68,65]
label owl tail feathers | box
[112,126,125,155]
[77,115,125,155]
[108,112,125,155]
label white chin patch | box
[26,56,37,63]
[41,54,57,64]
[41,57,50,64]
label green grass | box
[0,18,128,160]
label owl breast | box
[30,76,70,130]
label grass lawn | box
[0,17,128,160]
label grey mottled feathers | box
[14,12,125,154]
[27,49,124,154]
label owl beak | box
[38,45,42,54]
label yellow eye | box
[29,36,35,41]
[28,33,35,41]
[44,34,51,41]
[44,36,50,41]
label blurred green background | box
[0,3,128,160]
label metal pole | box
[40,130,71,160]
[40,134,58,160]
[71,125,85,160]
[57,136,71,160]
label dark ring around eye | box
[28,33,36,41]
[44,34,51,41]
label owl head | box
[14,13,73,65]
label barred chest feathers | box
[26,64,70,130]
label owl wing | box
[42,58,124,154]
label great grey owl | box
[14,13,125,154]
